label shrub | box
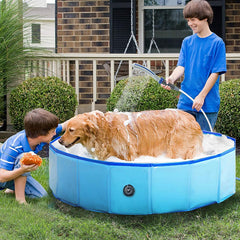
[9,76,78,130]
[106,76,179,112]
[215,79,240,141]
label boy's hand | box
[192,94,205,112]
[20,163,39,172]
[161,77,174,91]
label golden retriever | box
[58,109,203,161]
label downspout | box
[55,0,57,53]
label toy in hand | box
[20,152,42,166]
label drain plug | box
[123,184,135,196]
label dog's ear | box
[85,119,99,134]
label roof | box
[24,3,55,19]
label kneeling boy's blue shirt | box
[177,33,227,112]
[0,124,62,171]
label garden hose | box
[132,63,213,132]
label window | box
[32,23,41,44]
[110,0,225,53]
[139,0,225,53]
[141,0,191,53]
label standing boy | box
[162,0,226,131]
[0,108,68,204]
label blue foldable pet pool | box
[49,131,236,215]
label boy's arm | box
[61,119,70,132]
[0,164,38,183]
[52,120,70,140]
[192,72,219,112]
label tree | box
[0,0,38,130]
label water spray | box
[132,63,213,132]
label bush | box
[0,78,4,121]
[9,76,78,130]
[215,79,240,141]
[106,76,179,112]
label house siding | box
[24,3,55,52]
[56,0,240,105]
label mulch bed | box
[236,145,240,155]
[38,144,50,158]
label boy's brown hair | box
[183,0,213,24]
[24,108,59,138]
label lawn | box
[0,155,239,240]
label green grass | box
[0,156,240,240]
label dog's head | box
[58,114,99,148]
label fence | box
[26,53,240,112]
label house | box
[55,0,240,109]
[24,0,55,52]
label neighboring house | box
[56,0,240,106]
[24,2,55,52]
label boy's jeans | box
[0,153,47,198]
[184,110,218,132]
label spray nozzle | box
[132,63,179,91]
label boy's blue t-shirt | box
[0,124,62,171]
[177,33,227,112]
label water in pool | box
[53,133,234,163]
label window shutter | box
[110,0,136,53]
[208,0,225,41]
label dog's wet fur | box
[59,109,203,161]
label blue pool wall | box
[49,131,236,215]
